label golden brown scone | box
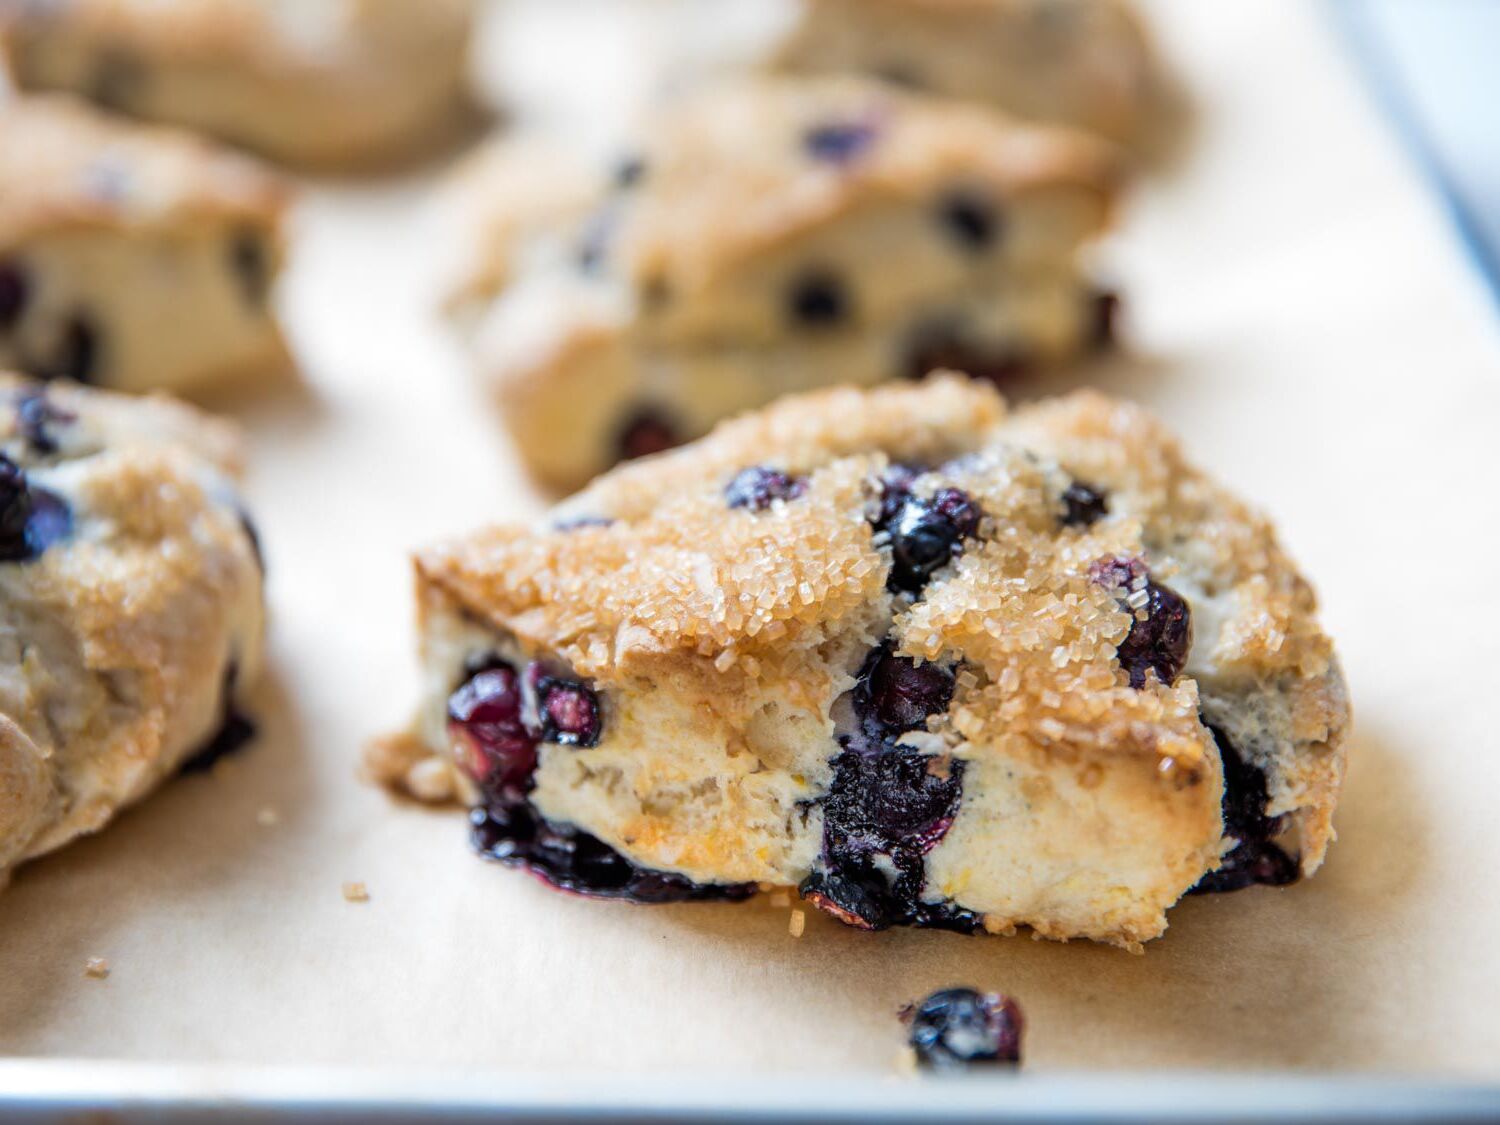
[0,96,291,395]
[0,373,265,890]
[0,0,476,170]
[774,0,1175,156]
[444,77,1122,492]
[370,376,1349,950]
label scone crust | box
[384,377,1348,947]
[775,0,1170,153]
[0,374,265,882]
[0,96,291,247]
[1,0,476,168]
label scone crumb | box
[256,806,280,828]
[84,958,110,980]
[342,882,370,903]
[407,757,457,803]
[789,908,806,937]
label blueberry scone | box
[0,0,476,170]
[369,376,1349,949]
[0,96,290,395]
[0,374,265,889]
[774,0,1172,156]
[446,78,1121,492]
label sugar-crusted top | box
[0,96,289,246]
[446,77,1120,314]
[417,376,1344,783]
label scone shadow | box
[0,664,317,1052]
[652,725,1426,1072]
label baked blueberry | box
[905,988,1024,1069]
[1060,480,1108,527]
[616,409,680,462]
[612,155,647,189]
[1091,556,1191,688]
[530,668,603,748]
[725,466,808,511]
[1189,724,1299,894]
[0,261,29,331]
[854,643,954,735]
[0,454,35,558]
[787,271,850,327]
[14,390,74,455]
[229,230,271,308]
[803,121,878,163]
[876,480,983,594]
[449,662,538,795]
[938,192,1000,252]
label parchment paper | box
[3,0,1499,1078]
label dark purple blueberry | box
[14,389,74,455]
[552,515,614,532]
[787,271,849,327]
[576,207,615,272]
[724,465,808,511]
[611,155,647,189]
[0,453,70,562]
[616,408,679,463]
[822,745,964,855]
[530,667,603,748]
[1089,289,1120,352]
[854,643,954,735]
[0,260,29,330]
[937,192,1001,252]
[902,323,1033,386]
[1189,723,1298,894]
[44,315,100,384]
[449,661,538,795]
[1060,480,1108,528]
[1091,557,1191,689]
[229,230,271,308]
[237,508,266,573]
[179,662,257,774]
[89,49,144,110]
[905,988,1024,1069]
[471,803,756,903]
[0,453,34,556]
[798,865,895,930]
[876,483,983,595]
[803,121,879,164]
[798,636,970,932]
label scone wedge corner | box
[444,76,1124,492]
[371,376,1349,949]
[0,96,292,395]
[0,374,266,889]
[0,0,478,170]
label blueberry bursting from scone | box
[0,375,266,889]
[369,377,1350,949]
[442,77,1122,492]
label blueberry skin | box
[937,192,1001,252]
[1188,723,1299,894]
[1060,481,1108,528]
[0,260,29,330]
[787,271,849,327]
[803,121,879,164]
[906,988,1024,1069]
[724,466,807,511]
[0,453,72,562]
[877,482,983,595]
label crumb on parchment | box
[342,882,370,903]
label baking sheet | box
[3,0,1500,1083]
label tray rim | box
[1,1060,1498,1123]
